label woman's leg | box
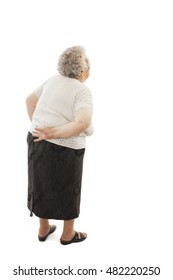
[61,219,75,241]
[38,218,50,237]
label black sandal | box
[60,231,87,245]
[38,225,57,241]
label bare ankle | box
[61,231,75,241]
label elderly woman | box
[26,46,93,245]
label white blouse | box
[30,74,93,149]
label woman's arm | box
[82,123,94,136]
[32,108,92,142]
[26,93,38,121]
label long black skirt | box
[27,132,85,220]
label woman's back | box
[30,74,93,149]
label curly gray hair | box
[57,46,88,78]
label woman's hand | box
[32,108,92,142]
[32,127,58,142]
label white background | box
[0,0,172,279]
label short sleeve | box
[75,87,93,113]
[34,80,47,99]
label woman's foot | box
[38,225,57,241]
[60,231,87,245]
[38,226,51,237]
